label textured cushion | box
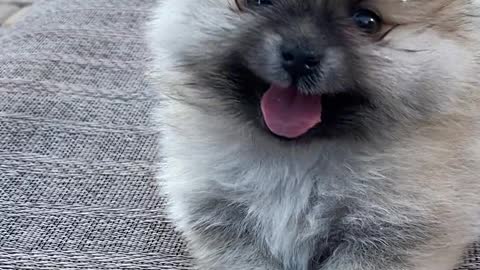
[0,0,192,269]
[0,0,477,269]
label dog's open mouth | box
[258,85,371,140]
[261,85,323,139]
[258,84,372,140]
[224,60,372,140]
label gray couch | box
[0,0,477,269]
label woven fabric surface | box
[0,0,193,269]
[0,0,477,269]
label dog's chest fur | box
[161,127,396,270]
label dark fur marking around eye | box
[378,25,432,53]
[379,24,399,40]
[391,48,431,53]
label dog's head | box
[149,0,480,142]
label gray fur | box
[147,0,480,269]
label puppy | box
[147,0,480,269]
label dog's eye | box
[352,9,382,34]
[247,0,273,7]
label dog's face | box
[151,0,479,142]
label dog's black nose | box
[281,44,321,79]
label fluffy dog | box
[147,0,480,269]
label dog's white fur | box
[147,1,480,269]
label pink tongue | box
[261,85,322,139]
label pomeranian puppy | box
[147,0,480,269]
